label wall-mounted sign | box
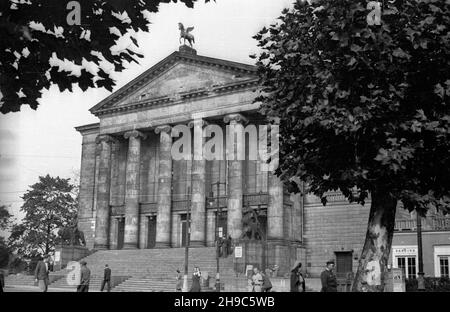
[54,251,61,262]
[235,246,243,258]
[392,246,418,257]
[392,268,405,292]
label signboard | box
[392,246,417,257]
[235,246,243,258]
[54,251,61,262]
[245,265,253,278]
[392,268,405,292]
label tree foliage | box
[253,0,450,215]
[0,0,211,113]
[8,175,78,258]
[0,204,14,231]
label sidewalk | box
[4,285,102,292]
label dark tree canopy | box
[8,175,78,257]
[0,0,211,113]
[254,0,450,215]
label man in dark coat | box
[77,260,91,292]
[0,269,5,293]
[320,260,337,292]
[100,264,111,292]
[34,254,50,292]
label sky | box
[0,0,295,235]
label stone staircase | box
[4,274,36,287]
[49,247,235,292]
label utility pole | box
[211,181,226,292]
[416,210,425,290]
[182,186,191,292]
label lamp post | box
[416,210,425,291]
[182,186,191,292]
[210,181,226,292]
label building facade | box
[76,46,305,274]
[75,46,450,279]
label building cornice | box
[93,78,259,117]
[90,51,258,117]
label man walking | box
[251,267,263,292]
[77,260,90,292]
[0,269,5,293]
[100,264,111,292]
[34,254,50,292]
[320,260,338,292]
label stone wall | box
[303,195,371,277]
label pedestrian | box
[290,260,306,292]
[216,236,224,258]
[100,264,111,292]
[261,270,272,292]
[190,266,201,292]
[77,260,91,292]
[0,269,5,293]
[223,235,233,257]
[251,267,263,292]
[34,254,50,292]
[175,269,183,292]
[320,260,337,292]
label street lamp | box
[416,210,425,291]
[209,181,226,292]
[182,186,191,292]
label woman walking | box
[190,267,202,292]
[290,260,306,292]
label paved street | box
[4,285,78,292]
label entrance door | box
[335,251,353,278]
[216,212,228,240]
[181,214,190,247]
[147,216,157,249]
[117,217,125,250]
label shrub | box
[406,277,450,292]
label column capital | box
[188,119,209,128]
[155,125,172,134]
[124,129,147,140]
[95,134,118,145]
[223,113,248,125]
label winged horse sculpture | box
[178,23,195,47]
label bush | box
[406,277,450,292]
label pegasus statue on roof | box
[178,23,195,47]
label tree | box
[0,204,14,231]
[0,0,210,113]
[253,0,449,291]
[0,205,14,268]
[8,175,78,257]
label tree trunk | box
[352,190,397,292]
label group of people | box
[289,260,338,292]
[32,254,111,292]
[216,235,233,258]
[249,267,272,292]
[76,262,111,292]
[176,266,203,292]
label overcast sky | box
[0,0,294,232]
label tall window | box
[397,256,417,279]
[439,257,449,278]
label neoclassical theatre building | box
[76,46,375,276]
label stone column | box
[94,134,116,250]
[123,130,147,249]
[224,113,248,239]
[267,172,284,241]
[154,125,173,248]
[206,210,216,247]
[188,119,207,247]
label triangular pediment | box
[90,50,257,116]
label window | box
[397,256,417,279]
[439,257,449,278]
